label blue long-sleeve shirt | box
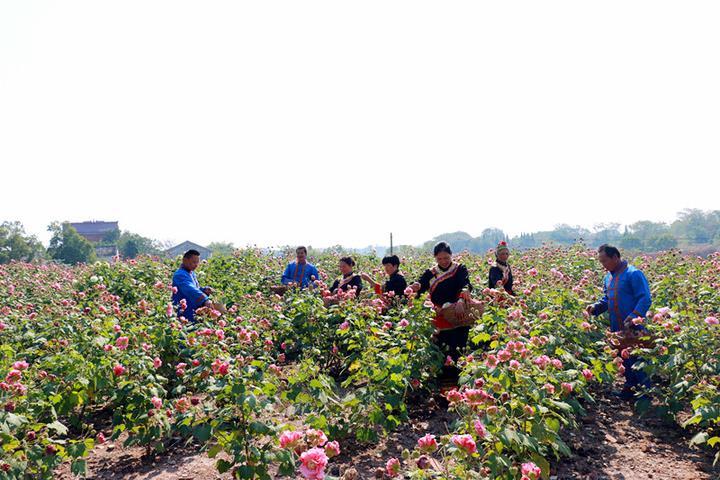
[281,261,319,288]
[592,261,652,332]
[172,267,208,322]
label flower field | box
[0,247,718,479]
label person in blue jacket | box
[281,246,319,289]
[587,244,652,400]
[172,249,215,322]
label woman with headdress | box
[329,256,363,296]
[410,241,481,386]
[488,241,514,295]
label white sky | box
[1,1,718,249]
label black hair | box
[183,249,201,259]
[598,244,621,258]
[339,256,355,268]
[433,241,452,256]
[382,255,401,267]
[296,246,308,254]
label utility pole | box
[390,232,393,255]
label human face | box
[598,251,620,272]
[296,250,307,264]
[183,255,200,271]
[435,252,452,270]
[339,261,353,276]
[497,250,510,263]
[383,263,398,276]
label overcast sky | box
[1,1,718,249]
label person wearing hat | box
[488,241,514,295]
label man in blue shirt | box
[587,244,652,400]
[172,249,215,322]
[281,246,319,289]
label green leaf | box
[70,459,87,476]
[192,424,212,442]
[531,452,550,479]
[690,432,709,446]
[707,436,720,448]
[216,459,233,474]
[46,420,68,436]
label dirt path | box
[553,385,719,480]
[55,388,719,479]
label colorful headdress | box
[496,241,510,256]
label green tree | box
[646,233,678,252]
[671,209,720,245]
[207,242,236,256]
[0,221,45,264]
[101,227,121,245]
[117,231,161,259]
[619,235,642,251]
[47,222,96,265]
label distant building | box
[70,221,120,260]
[164,241,212,260]
[70,221,119,243]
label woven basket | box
[439,300,485,327]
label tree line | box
[423,209,720,254]
[1,209,718,265]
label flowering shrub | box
[0,247,717,479]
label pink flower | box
[166,303,174,317]
[582,369,594,381]
[417,434,438,453]
[445,389,464,403]
[621,348,631,360]
[464,388,488,405]
[385,458,401,477]
[113,324,122,333]
[96,432,106,444]
[324,440,341,458]
[533,355,550,370]
[12,361,29,371]
[451,434,477,454]
[5,368,22,383]
[521,462,542,480]
[445,355,454,366]
[538,312,549,320]
[299,447,328,480]
[527,268,538,276]
[474,420,488,439]
[705,316,719,326]
[561,382,573,394]
[581,321,592,331]
[305,429,328,447]
[153,357,163,369]
[398,319,409,327]
[486,354,498,368]
[115,336,129,350]
[543,383,555,395]
[174,397,191,413]
[523,405,535,416]
[404,286,414,297]
[151,396,162,409]
[338,321,349,331]
[113,364,126,376]
[497,349,512,362]
[279,430,303,450]
[509,359,521,370]
[551,358,563,369]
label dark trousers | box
[437,326,470,383]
